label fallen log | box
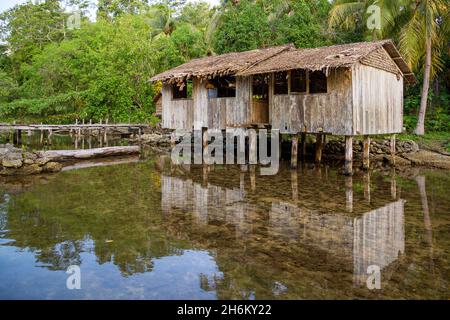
[36,146,140,162]
[61,156,140,171]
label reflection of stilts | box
[416,175,434,273]
[291,170,298,201]
[345,176,353,213]
[391,169,397,200]
[363,171,371,204]
[250,165,256,191]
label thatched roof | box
[150,40,415,84]
[150,45,293,83]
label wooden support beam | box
[300,133,306,160]
[315,133,324,163]
[362,135,370,170]
[344,136,353,176]
[291,134,298,169]
[202,127,208,164]
[249,130,257,165]
[390,134,396,165]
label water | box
[0,149,449,299]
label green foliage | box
[271,0,332,48]
[0,0,447,132]
[213,0,272,54]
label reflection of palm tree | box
[415,175,435,273]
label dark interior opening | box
[290,69,307,93]
[207,76,236,98]
[252,74,269,101]
[172,79,192,99]
[274,71,288,95]
[309,71,327,94]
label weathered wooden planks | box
[352,64,403,135]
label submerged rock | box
[43,162,62,173]
[2,158,23,168]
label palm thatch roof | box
[150,45,294,84]
[150,40,415,84]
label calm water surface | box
[0,151,449,299]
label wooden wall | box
[270,69,353,135]
[162,84,193,130]
[352,64,403,135]
[193,78,208,130]
[162,64,403,136]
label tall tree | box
[328,0,449,135]
[0,0,68,66]
[401,0,448,135]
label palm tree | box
[400,0,447,135]
[328,0,448,135]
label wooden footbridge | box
[0,121,152,146]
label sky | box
[0,0,221,14]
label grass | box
[397,131,450,153]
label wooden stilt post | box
[17,129,22,145]
[48,129,52,145]
[104,118,108,145]
[362,135,370,170]
[40,130,44,145]
[300,132,306,160]
[12,130,18,145]
[390,134,396,166]
[344,136,353,175]
[315,133,323,163]
[202,127,208,164]
[291,134,298,169]
[249,129,257,165]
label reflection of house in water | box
[353,200,405,286]
[162,175,249,236]
[269,200,405,286]
[161,173,405,287]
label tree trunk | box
[414,38,432,136]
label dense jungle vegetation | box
[0,0,448,136]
